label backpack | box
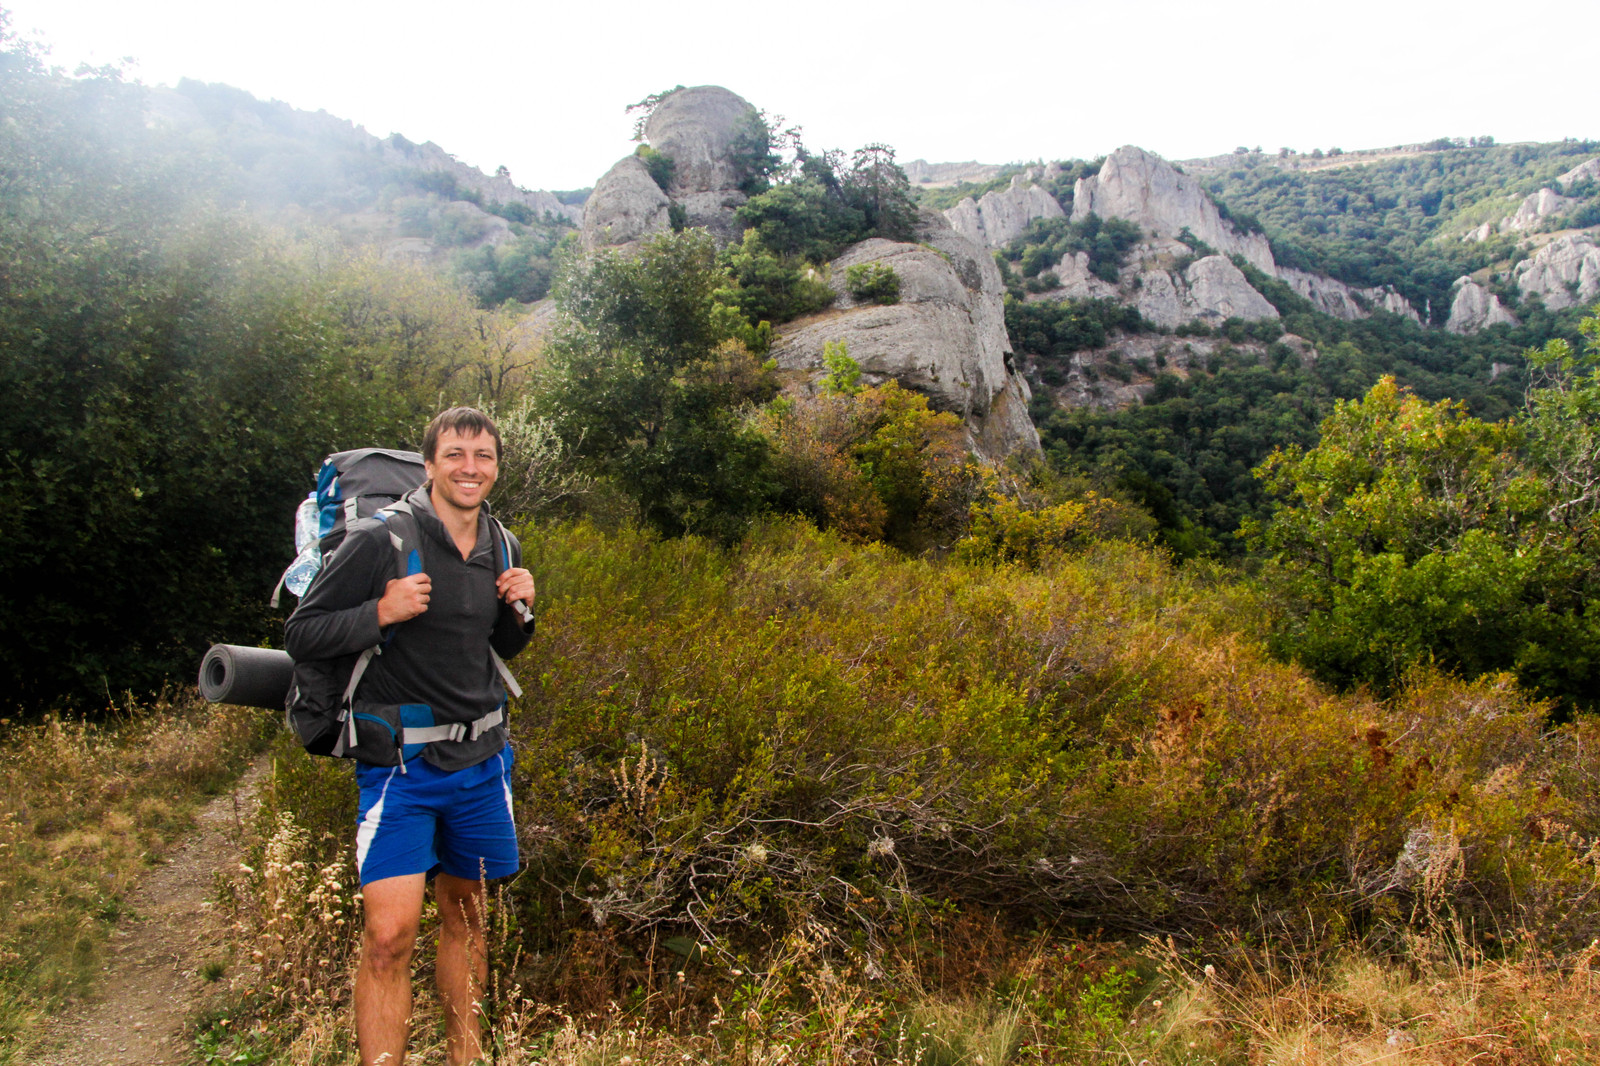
[271,448,429,608]
[277,451,528,763]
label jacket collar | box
[405,485,493,561]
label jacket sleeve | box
[490,526,534,661]
[283,524,389,662]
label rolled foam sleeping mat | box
[198,644,294,709]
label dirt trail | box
[30,755,273,1066]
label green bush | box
[503,519,1600,959]
[845,262,901,304]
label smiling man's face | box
[425,428,498,516]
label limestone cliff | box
[1505,187,1577,232]
[1446,278,1518,333]
[581,87,1038,459]
[1134,255,1279,329]
[945,176,1065,249]
[768,214,1040,459]
[1072,146,1277,274]
[1514,233,1600,311]
[1278,268,1422,324]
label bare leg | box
[355,874,427,1066]
[434,873,489,1066]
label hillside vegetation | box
[4,21,1600,1064]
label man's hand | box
[377,573,432,627]
[497,567,536,619]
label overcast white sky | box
[7,0,1597,192]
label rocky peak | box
[582,85,758,250]
[643,86,759,196]
[1071,146,1276,274]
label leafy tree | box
[538,230,780,540]
[714,229,834,330]
[1245,309,1600,706]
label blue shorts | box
[354,747,519,886]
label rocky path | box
[30,755,273,1066]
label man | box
[285,407,535,1066]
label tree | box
[538,230,779,540]
[1244,311,1600,707]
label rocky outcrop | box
[1557,157,1600,189]
[1446,278,1518,333]
[1071,146,1276,273]
[1505,186,1576,232]
[644,86,756,193]
[1514,233,1600,311]
[580,155,670,250]
[769,214,1040,459]
[582,86,757,249]
[1278,268,1422,323]
[1133,256,1279,329]
[945,176,1065,249]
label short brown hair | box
[422,407,501,462]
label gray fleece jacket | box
[284,487,533,771]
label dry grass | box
[0,690,272,1061]
[199,883,1600,1065]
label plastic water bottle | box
[284,495,322,598]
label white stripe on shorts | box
[499,749,514,824]
[355,765,399,878]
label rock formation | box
[768,214,1040,459]
[582,85,758,250]
[1557,157,1600,189]
[1134,256,1279,329]
[1071,146,1277,274]
[1505,186,1577,232]
[1278,268,1422,323]
[580,155,671,249]
[1514,233,1600,311]
[1446,278,1518,333]
[945,176,1065,249]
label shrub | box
[635,144,677,192]
[504,519,1600,965]
[845,262,901,305]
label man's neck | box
[429,486,481,560]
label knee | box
[363,917,420,972]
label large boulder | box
[1446,277,1519,334]
[580,155,670,250]
[944,176,1065,249]
[644,86,760,195]
[1071,146,1277,273]
[1514,233,1600,311]
[769,214,1040,459]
